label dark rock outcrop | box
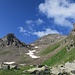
[1,33,32,49]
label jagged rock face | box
[0,33,33,50]
[2,33,26,47]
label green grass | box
[0,70,22,75]
[0,66,35,75]
[43,46,75,66]
[41,43,60,55]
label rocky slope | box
[31,34,66,56]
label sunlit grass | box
[43,46,75,66]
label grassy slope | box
[42,33,75,66]
[41,37,66,56]
[43,45,75,66]
[41,42,60,55]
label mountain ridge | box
[0,24,75,65]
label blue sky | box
[0,0,75,44]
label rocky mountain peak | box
[0,33,29,48]
[33,34,66,46]
[7,33,15,38]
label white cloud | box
[25,18,44,25]
[18,26,59,38]
[36,18,44,25]
[39,0,75,28]
[33,28,59,37]
[18,27,26,33]
[25,20,33,25]
[18,27,31,36]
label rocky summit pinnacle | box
[0,33,31,48]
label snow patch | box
[35,46,39,49]
[3,62,15,65]
[27,50,40,59]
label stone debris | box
[50,62,75,75]
[66,40,75,51]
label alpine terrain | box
[0,24,75,67]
